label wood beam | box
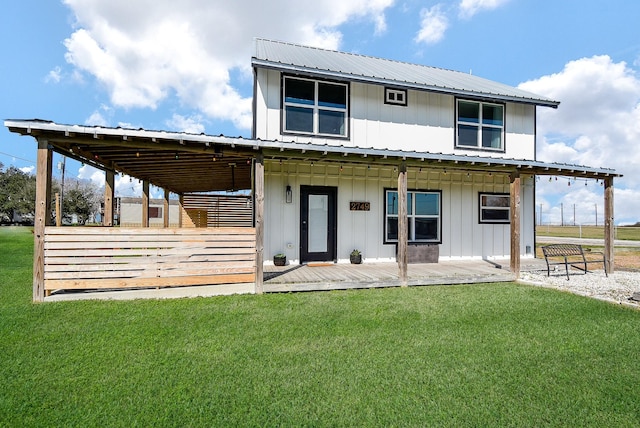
[104,170,114,226]
[142,180,149,228]
[163,189,170,228]
[604,177,615,274]
[398,162,408,286]
[510,171,521,278]
[254,155,265,294]
[33,138,52,302]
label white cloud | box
[61,0,394,131]
[78,164,104,188]
[85,110,109,126]
[166,114,206,134]
[19,166,35,174]
[45,66,62,83]
[459,0,510,19]
[415,5,449,45]
[519,55,640,224]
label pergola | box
[5,120,622,302]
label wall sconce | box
[285,185,293,203]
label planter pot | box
[350,254,362,264]
[273,256,286,266]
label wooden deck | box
[263,258,547,293]
[45,258,548,301]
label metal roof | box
[252,38,560,108]
[4,120,620,195]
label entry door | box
[300,186,337,263]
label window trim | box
[281,75,349,139]
[384,188,442,244]
[478,192,510,224]
[384,87,407,106]
[455,98,506,152]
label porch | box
[43,258,548,301]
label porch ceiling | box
[5,120,622,193]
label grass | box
[537,225,640,241]
[2,227,640,426]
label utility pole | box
[58,156,66,224]
[573,204,576,226]
[595,204,598,227]
[561,202,564,227]
[539,203,543,226]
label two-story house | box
[6,38,619,301]
[251,38,559,265]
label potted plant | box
[273,253,286,266]
[350,249,362,264]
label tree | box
[59,178,101,224]
[0,162,36,223]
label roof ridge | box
[253,37,467,76]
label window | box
[283,77,348,137]
[479,193,510,223]
[385,88,407,106]
[456,100,504,150]
[149,207,162,219]
[385,189,441,243]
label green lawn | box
[2,227,639,427]
[537,225,640,241]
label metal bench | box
[541,243,607,280]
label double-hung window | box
[456,99,504,150]
[283,76,348,137]
[479,193,510,223]
[385,190,441,243]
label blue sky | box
[1,0,640,224]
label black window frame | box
[478,192,510,224]
[383,188,442,244]
[281,75,349,139]
[384,87,407,106]
[455,98,506,152]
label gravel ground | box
[520,269,640,309]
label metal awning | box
[5,119,621,195]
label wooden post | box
[163,189,170,228]
[604,177,614,274]
[509,171,521,278]
[142,180,149,227]
[178,194,184,227]
[398,163,408,286]
[254,154,265,294]
[55,192,61,227]
[33,138,52,302]
[103,170,114,226]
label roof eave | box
[251,59,560,109]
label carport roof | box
[5,119,621,194]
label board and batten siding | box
[264,159,535,264]
[254,69,536,160]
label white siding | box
[263,160,534,264]
[254,68,537,161]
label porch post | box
[33,138,52,302]
[103,170,114,226]
[509,171,521,278]
[254,154,265,294]
[398,162,408,286]
[604,177,615,274]
[163,189,170,228]
[142,180,149,227]
[178,194,184,227]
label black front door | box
[300,186,337,263]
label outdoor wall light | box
[285,185,293,203]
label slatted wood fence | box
[43,227,256,292]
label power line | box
[0,151,36,164]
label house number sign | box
[350,201,370,211]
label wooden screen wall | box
[181,194,253,228]
[43,227,256,292]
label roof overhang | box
[5,120,621,194]
[252,59,560,109]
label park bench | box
[541,243,607,280]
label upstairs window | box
[456,100,504,151]
[283,77,348,137]
[385,88,407,106]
